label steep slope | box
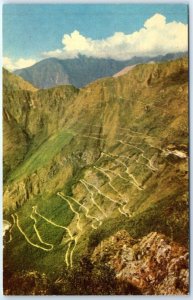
[3,110,28,179]
[3,69,38,179]
[3,57,188,295]
[3,69,79,180]
[15,58,70,88]
[14,52,186,88]
[3,68,37,92]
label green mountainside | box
[3,69,38,177]
[3,57,189,295]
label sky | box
[3,4,188,71]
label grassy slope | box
[3,68,38,178]
[9,130,74,182]
[4,193,75,276]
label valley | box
[3,57,189,295]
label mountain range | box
[14,52,187,88]
[3,56,189,295]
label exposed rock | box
[92,230,189,295]
[163,148,187,159]
[3,220,11,236]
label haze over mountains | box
[14,52,186,88]
[3,56,189,295]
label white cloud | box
[3,57,14,71]
[43,13,188,60]
[3,56,37,71]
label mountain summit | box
[14,52,186,89]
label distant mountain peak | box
[14,52,187,89]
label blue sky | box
[3,4,188,70]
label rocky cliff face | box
[3,57,189,295]
[92,230,189,295]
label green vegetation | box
[3,57,188,295]
[88,194,189,250]
[9,130,74,182]
[4,193,75,277]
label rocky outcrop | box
[92,230,189,295]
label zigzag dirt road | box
[65,194,102,226]
[80,179,107,218]
[14,213,53,252]
[33,205,74,267]
[30,208,53,250]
